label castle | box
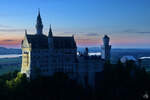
[21,11,111,88]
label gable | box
[22,35,30,48]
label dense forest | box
[0,61,149,100]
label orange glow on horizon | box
[0,35,150,48]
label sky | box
[0,0,150,48]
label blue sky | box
[0,0,150,48]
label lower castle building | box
[21,11,111,88]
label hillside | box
[0,47,21,55]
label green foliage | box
[0,72,86,100]
[0,64,149,100]
[5,72,28,91]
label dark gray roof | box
[25,34,76,49]
[53,36,77,49]
[26,34,48,49]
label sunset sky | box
[0,0,150,48]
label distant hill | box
[1,46,150,63]
[0,47,21,55]
[111,48,150,63]
[78,47,150,63]
[77,47,101,53]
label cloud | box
[0,29,24,32]
[136,32,150,34]
[86,33,99,36]
[2,39,15,42]
[63,32,74,34]
[63,32,85,34]
[122,29,150,34]
[122,29,135,33]
[0,24,12,28]
[63,31,100,36]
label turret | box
[48,25,53,48]
[101,35,111,61]
[48,24,53,37]
[103,35,110,45]
[36,10,43,35]
[84,47,89,59]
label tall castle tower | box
[101,35,111,61]
[36,11,43,35]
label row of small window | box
[51,58,72,62]
[30,68,73,73]
[31,56,48,59]
[30,68,49,73]
[24,56,48,60]
[23,61,29,64]
[23,51,28,54]
[55,68,73,72]
[54,51,75,54]
[32,51,48,54]
[31,64,48,67]
[23,56,28,58]
[31,61,48,64]
[50,64,74,67]
[32,59,48,63]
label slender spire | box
[48,24,53,37]
[36,9,43,35]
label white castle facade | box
[21,12,111,88]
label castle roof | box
[23,12,76,50]
[26,34,48,49]
[53,36,76,49]
[25,34,76,49]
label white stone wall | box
[48,49,77,73]
[101,45,111,60]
